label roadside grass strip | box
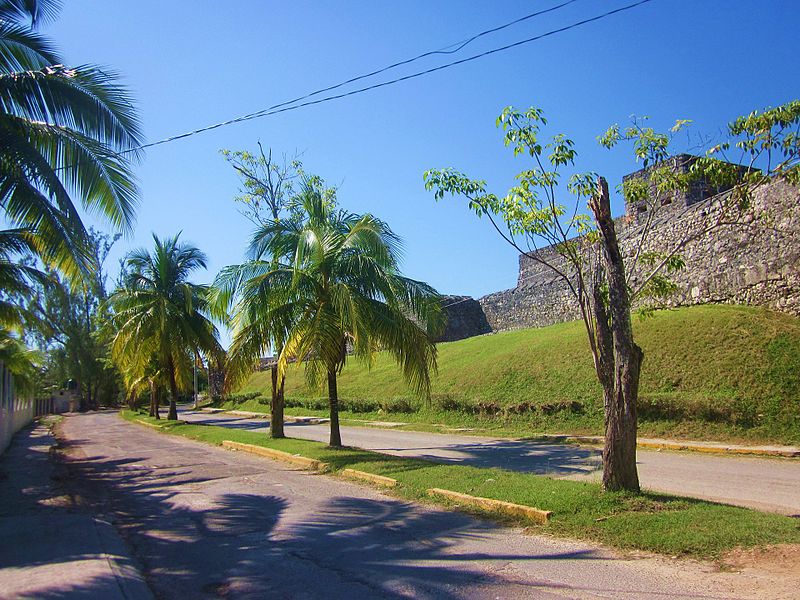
[222,440,329,471]
[121,410,800,559]
[341,468,398,487]
[427,488,551,524]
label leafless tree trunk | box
[589,177,642,492]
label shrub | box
[380,397,417,413]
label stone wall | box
[465,176,800,335]
[438,295,493,342]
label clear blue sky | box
[50,1,798,310]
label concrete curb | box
[523,434,800,458]
[92,517,155,600]
[340,468,398,487]
[427,488,552,524]
[221,440,329,471]
[135,419,163,429]
[635,439,800,458]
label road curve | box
[179,408,800,515]
[58,411,760,599]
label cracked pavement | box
[35,411,780,599]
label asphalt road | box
[56,412,757,599]
[179,408,800,515]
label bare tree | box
[426,100,800,491]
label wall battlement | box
[439,171,800,341]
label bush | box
[637,394,760,427]
[380,397,417,413]
[434,394,477,413]
[343,398,381,413]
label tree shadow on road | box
[51,430,607,599]
[19,415,734,600]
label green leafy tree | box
[214,179,444,447]
[0,327,40,396]
[0,0,142,283]
[108,234,223,420]
[425,101,799,492]
[0,0,141,397]
[214,145,304,437]
[27,229,121,409]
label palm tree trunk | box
[327,369,342,447]
[270,365,285,438]
[167,356,179,420]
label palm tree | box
[0,326,40,395]
[108,234,223,420]
[217,180,444,447]
[0,0,141,307]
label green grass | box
[122,410,800,558]
[229,305,800,444]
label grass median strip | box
[120,410,800,559]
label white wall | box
[0,361,34,455]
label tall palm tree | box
[108,234,223,420]
[217,181,444,447]
[0,0,141,304]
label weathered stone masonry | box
[439,167,800,341]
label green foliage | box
[0,0,142,282]
[0,0,141,394]
[220,145,304,225]
[0,328,41,395]
[107,234,223,410]
[215,177,445,401]
[26,229,122,406]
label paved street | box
[180,408,800,515]
[39,411,777,599]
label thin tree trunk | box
[148,379,156,417]
[154,387,161,420]
[327,369,342,447]
[167,356,179,421]
[589,177,642,493]
[270,365,285,438]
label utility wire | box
[238,0,583,121]
[122,0,654,155]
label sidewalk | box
[0,419,152,599]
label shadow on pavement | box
[370,439,602,476]
[181,408,602,477]
[54,423,606,599]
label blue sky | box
[50,0,798,310]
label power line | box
[240,0,584,120]
[126,0,655,155]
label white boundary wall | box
[0,360,34,455]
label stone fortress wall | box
[438,156,800,341]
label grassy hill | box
[232,305,800,444]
